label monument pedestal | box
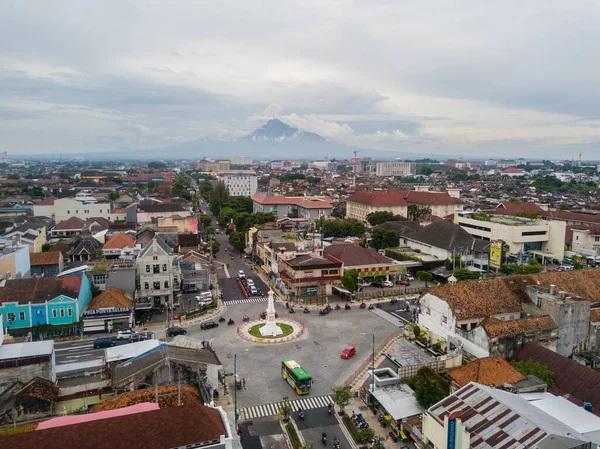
[259,290,283,337]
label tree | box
[209,181,229,216]
[416,270,433,287]
[41,242,51,252]
[341,269,358,292]
[331,385,352,415]
[417,165,433,176]
[205,226,215,235]
[414,376,446,409]
[444,256,461,271]
[367,211,395,226]
[350,220,366,237]
[523,261,542,274]
[371,228,399,250]
[109,191,120,201]
[7,174,19,180]
[453,267,480,281]
[148,161,167,169]
[147,180,156,191]
[211,240,220,255]
[90,248,104,259]
[407,205,432,221]
[279,398,292,421]
[511,360,554,388]
[229,231,246,252]
[559,202,571,211]
[199,215,212,228]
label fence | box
[344,331,402,387]
[355,286,425,301]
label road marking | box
[239,395,332,421]
[224,296,281,306]
[55,344,94,352]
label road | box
[54,338,131,364]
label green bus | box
[281,359,312,395]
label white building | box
[251,193,333,220]
[217,170,258,197]
[375,162,416,177]
[572,227,600,257]
[455,211,566,261]
[34,197,124,223]
[231,156,252,165]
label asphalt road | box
[295,407,352,449]
[54,338,131,364]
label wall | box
[0,359,55,391]
[33,204,55,220]
[105,267,137,295]
[77,273,93,315]
[49,198,113,223]
[157,216,198,233]
[47,296,78,325]
[346,201,407,222]
[0,302,31,329]
[423,414,469,449]
[13,245,31,278]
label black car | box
[166,326,188,337]
[183,286,199,293]
[200,321,219,330]
[93,337,116,348]
[372,281,384,288]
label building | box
[423,382,594,449]
[496,159,517,169]
[33,198,122,224]
[0,274,92,330]
[323,244,402,283]
[346,188,463,222]
[30,251,64,277]
[278,254,342,298]
[88,260,137,294]
[251,193,333,220]
[102,233,136,259]
[217,170,258,197]
[135,201,192,224]
[0,377,59,425]
[0,403,234,449]
[135,236,181,311]
[375,162,416,177]
[455,211,566,261]
[197,159,230,172]
[0,239,30,279]
[572,227,600,257]
[2,218,48,253]
[82,287,132,334]
[231,156,252,165]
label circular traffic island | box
[248,322,294,339]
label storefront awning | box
[332,285,352,295]
[372,385,423,422]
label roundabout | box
[248,322,294,338]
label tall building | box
[197,159,230,171]
[375,162,416,177]
[218,170,258,197]
[231,156,252,165]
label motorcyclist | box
[322,432,327,445]
[299,409,305,419]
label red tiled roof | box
[482,316,557,338]
[494,202,546,216]
[0,276,82,305]
[347,188,462,207]
[29,251,61,266]
[590,309,600,322]
[103,233,135,250]
[251,193,332,209]
[323,244,392,267]
[502,167,524,173]
[347,190,408,207]
[86,288,132,310]
[37,196,57,206]
[53,217,85,231]
[547,210,600,224]
[449,357,526,387]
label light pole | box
[361,332,375,402]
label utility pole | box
[371,333,375,402]
[234,354,238,429]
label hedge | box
[285,421,302,449]
[342,415,374,444]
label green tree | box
[500,263,521,276]
[109,191,120,201]
[41,242,52,252]
[559,202,571,211]
[148,161,167,169]
[147,180,156,191]
[90,248,104,259]
[229,231,246,251]
[414,376,446,409]
[350,220,366,237]
[453,267,480,281]
[511,360,554,388]
[199,215,212,228]
[367,211,395,226]
[209,181,229,216]
[205,226,215,235]
[417,165,433,176]
[211,240,220,255]
[371,228,399,250]
[7,174,19,180]
[416,270,433,287]
[407,205,432,221]
[341,269,358,292]
[280,398,292,421]
[331,385,352,414]
[444,256,461,271]
[523,261,542,274]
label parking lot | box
[185,300,401,408]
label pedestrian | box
[237,426,242,437]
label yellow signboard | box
[490,240,502,269]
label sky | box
[2,0,600,159]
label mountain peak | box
[244,118,324,142]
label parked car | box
[383,280,394,287]
[167,326,188,337]
[198,298,214,307]
[405,274,414,281]
[247,279,255,286]
[116,330,133,340]
[183,286,199,293]
[249,286,258,296]
[238,270,246,279]
[129,333,146,342]
[94,337,116,349]
[200,321,219,330]
[358,281,372,288]
[340,346,356,359]
[372,281,384,288]
[396,280,410,286]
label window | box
[460,323,468,331]
[67,210,70,214]
[521,230,547,237]
[76,210,78,214]
[153,256,158,261]
[153,264,160,274]
[164,281,169,288]
[19,311,25,321]
[442,316,447,324]
[7,312,15,322]
[329,269,338,275]
[153,281,161,290]
[52,309,57,318]
[595,236,600,242]
[162,264,167,272]
[60,308,65,318]
[67,307,72,317]
[146,265,150,273]
[144,282,149,290]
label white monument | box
[259,290,283,337]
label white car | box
[383,280,394,287]
[116,330,133,340]
[405,275,414,281]
[247,279,255,286]
[358,281,372,288]
[238,270,245,279]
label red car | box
[396,280,410,286]
[341,346,356,359]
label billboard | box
[490,240,503,269]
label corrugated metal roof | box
[0,340,54,360]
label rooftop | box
[85,288,132,311]
[103,233,135,250]
[482,316,557,338]
[0,340,54,360]
[449,357,526,387]
[324,243,392,267]
[0,276,82,305]
[29,251,61,266]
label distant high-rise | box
[232,156,252,165]
[197,159,230,171]
[0,152,7,163]
[375,162,416,177]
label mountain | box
[243,119,324,142]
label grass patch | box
[285,421,302,449]
[248,323,294,338]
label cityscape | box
[2,2,600,449]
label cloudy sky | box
[2,0,600,158]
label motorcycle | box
[242,316,250,322]
[218,316,226,322]
[360,302,366,309]
[368,304,375,310]
[303,308,310,313]
[227,263,230,268]
[345,304,351,310]
[227,319,235,325]
[375,303,382,309]
[328,403,332,415]
[299,409,305,420]
[390,298,398,305]
[286,302,290,309]
[319,309,328,316]
[322,432,327,446]
[289,308,296,314]
[335,304,341,310]
[333,438,340,449]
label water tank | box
[584,402,593,412]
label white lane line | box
[55,344,94,352]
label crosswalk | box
[239,395,333,421]
[224,296,280,306]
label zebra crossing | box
[239,395,333,421]
[224,296,280,306]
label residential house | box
[323,244,402,282]
[135,236,181,311]
[50,216,112,240]
[30,251,64,277]
[251,193,333,220]
[278,255,342,298]
[82,287,132,334]
[88,260,136,294]
[572,226,600,257]
[135,201,192,225]
[423,382,594,449]
[0,274,92,330]
[0,238,30,279]
[66,233,102,262]
[102,233,136,260]
[2,218,48,253]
